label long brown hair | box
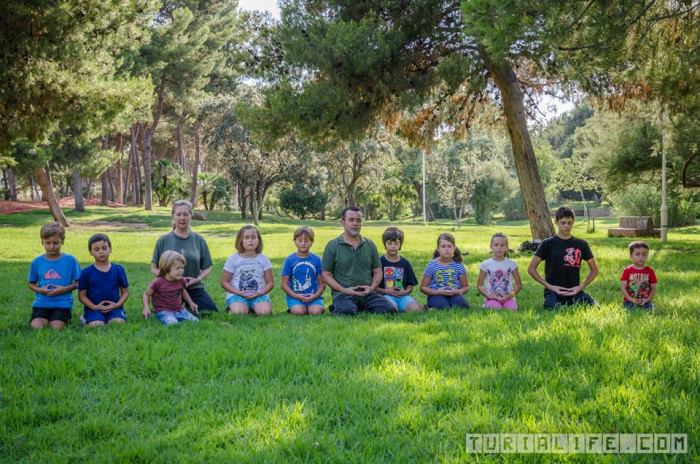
[235,225,263,253]
[433,233,464,263]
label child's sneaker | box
[79,315,87,325]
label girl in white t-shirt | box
[221,225,274,315]
[477,233,522,310]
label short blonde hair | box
[293,226,314,242]
[40,222,65,241]
[158,250,186,277]
[171,199,193,230]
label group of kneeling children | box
[28,207,658,329]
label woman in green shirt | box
[151,199,218,314]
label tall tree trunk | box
[190,120,201,204]
[238,183,247,219]
[346,182,356,207]
[29,175,37,200]
[108,169,117,203]
[484,53,555,239]
[141,122,154,210]
[115,133,124,204]
[250,184,259,226]
[134,124,143,205]
[176,116,187,172]
[1,168,8,200]
[141,83,165,211]
[256,183,268,221]
[4,168,17,200]
[124,124,137,205]
[71,171,85,212]
[36,167,69,226]
[100,137,110,206]
[101,172,111,206]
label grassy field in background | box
[1,207,698,462]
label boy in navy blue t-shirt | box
[28,222,81,330]
[78,234,129,327]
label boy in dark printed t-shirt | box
[375,227,423,312]
[527,207,599,309]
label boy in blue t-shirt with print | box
[78,233,129,327]
[281,226,325,315]
[28,222,81,330]
[376,227,423,312]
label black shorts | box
[31,307,72,323]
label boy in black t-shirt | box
[527,207,599,309]
[376,227,423,312]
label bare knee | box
[404,302,423,312]
[108,318,125,325]
[289,305,306,315]
[308,305,324,315]
[49,320,66,330]
[30,318,48,329]
[228,303,250,315]
[253,303,272,316]
[88,321,105,328]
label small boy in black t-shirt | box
[376,227,423,312]
[527,206,599,309]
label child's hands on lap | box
[97,301,115,312]
[46,285,65,297]
[390,287,406,297]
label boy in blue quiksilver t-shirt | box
[28,222,81,330]
[78,233,130,327]
[281,226,325,315]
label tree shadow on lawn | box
[336,309,699,459]
[3,304,698,461]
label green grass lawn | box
[1,208,698,462]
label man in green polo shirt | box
[322,206,396,315]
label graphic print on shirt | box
[434,268,455,288]
[628,273,651,299]
[44,269,62,280]
[291,261,316,294]
[488,269,510,294]
[239,269,259,292]
[384,266,404,289]
[563,247,582,267]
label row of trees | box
[2,1,699,235]
[1,0,248,225]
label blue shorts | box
[623,301,654,311]
[155,308,198,325]
[84,308,127,323]
[226,294,271,309]
[383,294,419,312]
[286,295,324,309]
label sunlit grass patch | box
[0,208,698,462]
